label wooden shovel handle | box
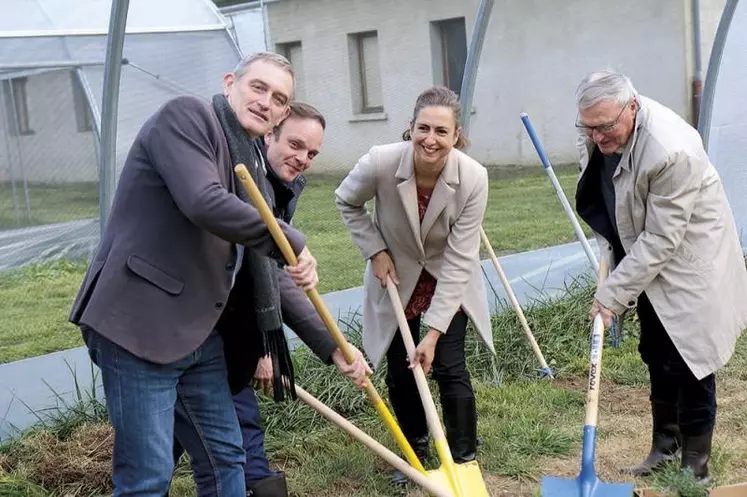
[293,384,454,497]
[233,164,426,474]
[386,276,466,497]
[584,257,610,427]
[479,226,552,376]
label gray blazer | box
[69,96,305,365]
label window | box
[2,77,33,135]
[276,41,305,101]
[431,17,468,94]
[71,72,93,133]
[348,31,383,114]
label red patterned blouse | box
[404,186,438,320]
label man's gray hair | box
[232,51,295,87]
[576,70,637,110]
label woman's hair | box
[402,86,469,149]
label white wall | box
[0,69,97,184]
[266,0,696,171]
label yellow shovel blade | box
[426,461,489,497]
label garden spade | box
[540,259,634,497]
[233,164,432,479]
[386,276,489,497]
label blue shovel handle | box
[520,113,599,273]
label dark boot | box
[681,431,713,484]
[442,397,477,464]
[391,435,429,485]
[247,472,288,497]
[624,400,681,476]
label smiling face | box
[264,116,325,183]
[223,59,293,137]
[410,105,460,170]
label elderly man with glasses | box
[573,70,747,484]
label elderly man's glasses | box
[575,101,631,134]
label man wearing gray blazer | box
[69,53,321,496]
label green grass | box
[0,182,99,230]
[481,164,590,255]
[2,280,745,496]
[0,260,89,364]
[0,282,596,495]
[0,165,588,364]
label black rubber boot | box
[247,472,288,497]
[624,400,681,476]
[681,431,713,484]
[442,397,477,464]
[391,435,429,485]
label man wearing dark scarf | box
[69,53,333,497]
[173,102,371,497]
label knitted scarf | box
[212,94,295,402]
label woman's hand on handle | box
[410,328,441,375]
[371,251,399,287]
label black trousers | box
[637,292,717,436]
[385,310,473,440]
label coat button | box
[418,260,425,266]
[225,263,235,271]
[628,300,635,306]
[215,302,224,310]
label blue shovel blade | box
[541,475,634,497]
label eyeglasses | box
[575,100,631,134]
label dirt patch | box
[528,378,747,491]
[3,422,114,494]
[393,377,747,495]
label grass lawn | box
[0,164,589,364]
[0,182,99,230]
[2,279,746,496]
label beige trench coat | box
[577,95,747,379]
[335,141,495,368]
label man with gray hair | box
[69,52,370,496]
[574,70,747,483]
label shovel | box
[292,383,453,497]
[386,276,489,497]
[233,164,430,478]
[479,226,554,378]
[540,258,634,497]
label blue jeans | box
[85,328,245,497]
[174,385,277,491]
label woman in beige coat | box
[335,86,494,484]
